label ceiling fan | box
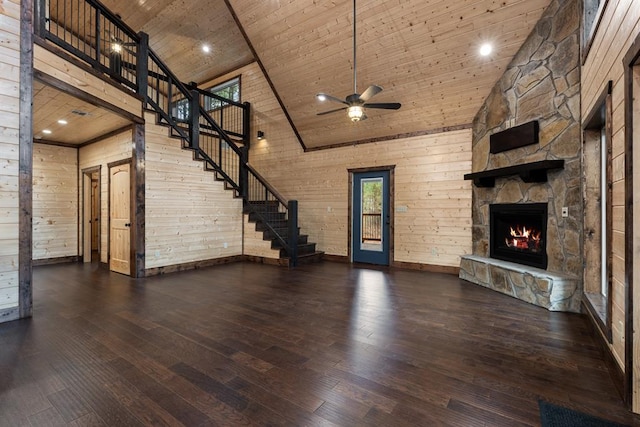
[316,0,401,122]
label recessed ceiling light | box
[57,119,68,125]
[479,43,493,56]
[42,129,52,135]
[202,44,211,53]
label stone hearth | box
[460,255,580,312]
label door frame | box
[623,33,640,410]
[108,158,133,276]
[348,165,395,265]
[81,165,101,263]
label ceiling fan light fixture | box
[348,105,364,122]
[315,0,400,121]
[111,42,122,53]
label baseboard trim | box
[582,300,626,402]
[145,255,244,276]
[33,256,81,266]
[322,254,459,275]
[0,306,20,323]
[322,254,349,263]
[243,255,289,267]
[145,254,461,276]
[392,260,460,275]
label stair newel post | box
[34,0,46,37]
[242,102,251,151]
[240,147,249,200]
[136,32,149,106]
[189,89,200,151]
[240,102,251,200]
[288,200,299,267]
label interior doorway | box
[82,166,101,263]
[349,167,394,266]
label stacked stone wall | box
[471,0,581,279]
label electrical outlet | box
[223,242,228,249]
[561,207,568,218]
[396,205,408,213]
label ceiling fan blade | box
[359,85,383,102]
[317,107,348,116]
[364,102,402,110]
[317,93,349,105]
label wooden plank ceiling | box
[100,0,253,85]
[228,0,552,149]
[33,80,132,145]
[49,0,552,150]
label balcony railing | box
[34,0,301,265]
[362,213,382,242]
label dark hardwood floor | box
[0,261,637,426]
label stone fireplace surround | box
[458,0,582,313]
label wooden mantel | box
[463,160,565,187]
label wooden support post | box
[19,0,34,319]
[132,124,145,278]
[288,200,299,268]
[136,32,149,103]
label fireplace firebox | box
[490,203,547,269]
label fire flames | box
[505,225,542,252]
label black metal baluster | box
[95,8,101,63]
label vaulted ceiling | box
[43,0,553,149]
[228,0,551,149]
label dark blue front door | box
[352,171,390,265]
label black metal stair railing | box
[245,165,298,266]
[34,0,301,265]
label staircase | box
[36,0,322,267]
[246,200,322,266]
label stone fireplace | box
[458,0,582,312]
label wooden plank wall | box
[79,130,133,263]
[204,63,472,268]
[243,215,280,259]
[0,0,21,315]
[581,1,640,408]
[32,143,78,260]
[144,112,243,269]
[33,44,141,119]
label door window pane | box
[361,178,383,251]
